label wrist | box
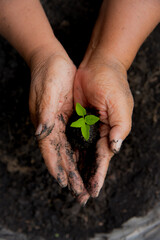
[96,46,132,71]
[83,0,160,72]
[28,39,67,70]
[81,47,127,76]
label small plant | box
[70,103,100,141]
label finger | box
[108,96,134,154]
[35,123,55,141]
[39,138,68,188]
[62,141,90,205]
[56,165,68,188]
[87,137,113,198]
[35,82,60,140]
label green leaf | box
[70,118,85,128]
[81,123,90,141]
[85,115,100,125]
[76,103,86,117]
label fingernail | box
[91,189,99,198]
[87,181,100,198]
[110,139,123,154]
[77,191,90,206]
[90,188,100,198]
[35,124,48,136]
[57,174,67,188]
[57,179,67,188]
[81,199,88,207]
[35,123,43,136]
[59,183,67,188]
[35,124,55,141]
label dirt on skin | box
[0,0,160,240]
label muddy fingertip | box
[57,178,68,188]
[87,181,101,198]
[77,191,90,207]
[110,139,123,154]
[35,123,55,141]
[56,166,68,188]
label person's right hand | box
[29,42,90,205]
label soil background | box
[0,1,160,240]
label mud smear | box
[50,138,67,187]
[58,113,66,125]
[65,146,75,164]
[57,165,67,188]
[35,123,55,141]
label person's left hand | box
[73,53,134,198]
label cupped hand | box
[74,53,134,198]
[29,43,89,205]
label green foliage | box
[85,115,100,125]
[81,123,90,141]
[70,118,84,127]
[76,103,86,116]
[70,103,100,141]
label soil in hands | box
[66,108,100,187]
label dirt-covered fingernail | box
[57,176,67,188]
[110,139,123,154]
[57,181,67,188]
[77,191,90,206]
[35,123,55,140]
[87,181,100,198]
[57,167,68,188]
[91,190,100,198]
[90,189,100,198]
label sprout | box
[70,103,99,141]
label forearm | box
[0,0,58,66]
[97,0,160,70]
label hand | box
[74,52,134,198]
[29,44,89,205]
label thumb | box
[109,120,132,154]
[35,122,55,141]
[109,100,133,154]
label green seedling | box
[70,103,100,141]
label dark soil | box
[66,108,100,191]
[0,0,160,240]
